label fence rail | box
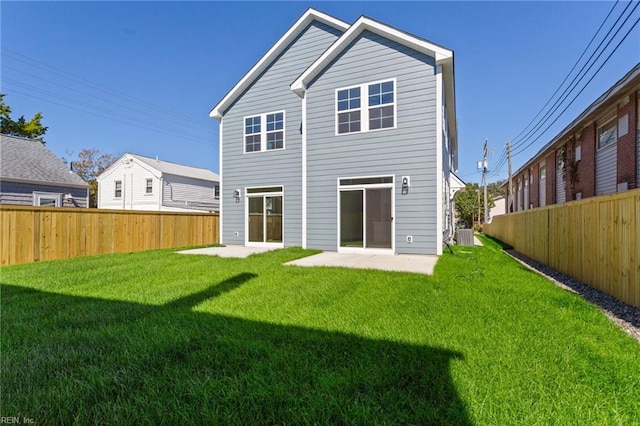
[1,206,219,266]
[484,189,640,308]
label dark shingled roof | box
[0,134,88,187]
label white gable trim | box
[291,16,454,97]
[97,153,162,182]
[209,8,349,120]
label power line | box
[6,88,215,147]
[3,78,211,143]
[509,0,621,145]
[513,13,640,158]
[511,1,639,155]
[2,48,210,128]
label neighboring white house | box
[488,196,505,222]
[97,153,219,212]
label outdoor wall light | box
[233,189,241,203]
[401,176,410,195]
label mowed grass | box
[1,237,639,424]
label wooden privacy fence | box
[1,205,219,266]
[484,189,640,309]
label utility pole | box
[507,141,513,213]
[483,139,488,223]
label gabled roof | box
[289,14,457,159]
[291,15,454,96]
[101,153,219,182]
[512,62,640,177]
[0,134,88,188]
[209,8,349,120]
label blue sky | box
[1,1,638,183]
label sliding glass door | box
[339,177,393,251]
[247,187,283,246]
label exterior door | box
[246,186,283,246]
[339,176,393,252]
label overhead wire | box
[511,1,639,157]
[2,48,210,129]
[512,12,640,157]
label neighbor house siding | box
[0,181,88,208]
[162,174,218,212]
[305,31,439,254]
[221,21,343,246]
[99,161,159,210]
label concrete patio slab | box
[177,245,276,258]
[285,252,439,275]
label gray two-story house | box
[210,8,459,255]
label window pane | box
[245,116,260,134]
[245,134,261,152]
[382,81,394,93]
[369,105,394,130]
[598,121,616,149]
[350,97,360,109]
[338,111,361,134]
[338,90,348,101]
[338,100,349,111]
[267,131,283,150]
[247,186,283,194]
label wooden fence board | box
[484,189,640,308]
[0,206,219,266]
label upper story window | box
[336,79,395,135]
[244,111,285,153]
[597,118,617,150]
[114,180,122,198]
[214,184,220,200]
[145,178,153,194]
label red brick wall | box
[530,164,539,208]
[546,153,555,206]
[617,92,638,190]
[573,124,596,198]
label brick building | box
[506,63,639,212]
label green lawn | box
[2,237,639,424]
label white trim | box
[334,78,397,135]
[301,93,308,249]
[219,119,224,245]
[292,16,453,97]
[33,191,62,207]
[336,175,395,254]
[435,65,443,255]
[210,8,349,120]
[243,110,286,154]
[244,185,285,248]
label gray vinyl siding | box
[221,22,342,246]
[0,181,89,207]
[305,31,439,254]
[162,174,218,211]
[595,142,617,195]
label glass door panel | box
[248,197,264,242]
[265,196,283,243]
[366,188,392,248]
[340,190,363,247]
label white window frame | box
[145,178,153,194]
[33,192,62,207]
[243,110,286,154]
[244,185,284,248]
[335,78,397,135]
[597,117,617,150]
[114,180,122,198]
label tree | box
[0,94,48,143]
[454,182,497,229]
[67,149,118,208]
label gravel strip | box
[505,249,640,344]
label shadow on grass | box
[1,279,470,425]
